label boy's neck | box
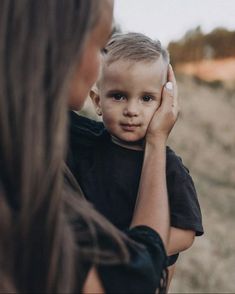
[111,135,144,151]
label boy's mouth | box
[120,123,141,131]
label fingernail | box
[165,82,173,90]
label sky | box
[114,0,235,46]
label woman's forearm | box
[131,66,178,248]
[131,138,170,247]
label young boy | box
[68,32,203,284]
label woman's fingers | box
[168,64,176,85]
[162,81,179,120]
[146,65,179,144]
[167,64,178,103]
[165,81,173,91]
[164,65,179,116]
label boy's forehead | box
[99,57,167,87]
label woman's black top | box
[97,225,167,293]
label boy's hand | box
[146,65,179,144]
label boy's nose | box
[123,101,139,117]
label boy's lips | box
[120,123,141,131]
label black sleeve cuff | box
[98,225,167,293]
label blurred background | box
[81,1,235,292]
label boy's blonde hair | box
[103,32,170,64]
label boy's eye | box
[142,95,153,102]
[113,93,125,101]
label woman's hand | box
[146,65,179,145]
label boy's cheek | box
[156,102,161,110]
[146,106,159,125]
[150,101,161,113]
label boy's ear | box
[89,90,102,116]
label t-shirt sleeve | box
[69,111,105,147]
[166,147,204,236]
[67,111,104,178]
[97,226,167,293]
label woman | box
[0,0,178,293]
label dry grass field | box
[168,75,235,293]
[80,73,235,293]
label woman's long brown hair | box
[0,1,129,292]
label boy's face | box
[94,57,167,144]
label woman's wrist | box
[145,133,168,149]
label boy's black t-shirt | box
[68,112,204,237]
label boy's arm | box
[166,228,195,292]
[168,227,195,256]
[165,149,204,254]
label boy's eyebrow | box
[105,89,129,95]
[142,91,161,96]
[104,90,162,98]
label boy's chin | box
[118,134,145,143]
[111,135,145,150]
